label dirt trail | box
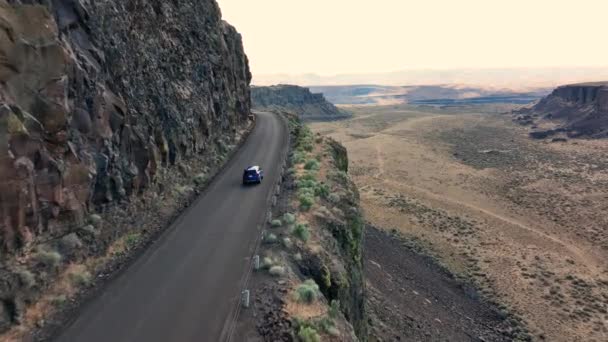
[374,178,604,274]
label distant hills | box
[254,67,608,90]
[251,85,350,120]
[309,84,550,106]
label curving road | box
[55,112,287,342]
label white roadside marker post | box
[242,290,250,308]
[253,255,260,270]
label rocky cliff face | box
[0,0,250,332]
[0,0,250,252]
[515,82,608,138]
[251,85,350,121]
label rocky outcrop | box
[251,85,350,121]
[515,82,608,138]
[0,0,250,252]
[0,0,250,332]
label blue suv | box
[243,165,264,185]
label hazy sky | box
[217,0,608,76]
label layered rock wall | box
[515,82,608,138]
[0,0,251,253]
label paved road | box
[55,112,287,342]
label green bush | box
[264,233,278,244]
[299,172,318,182]
[328,193,340,203]
[271,219,282,228]
[69,270,92,287]
[51,295,67,307]
[269,265,286,277]
[295,279,320,304]
[17,269,36,289]
[304,159,320,170]
[292,151,307,164]
[300,141,314,152]
[283,213,296,225]
[124,233,141,249]
[299,194,315,211]
[282,237,293,248]
[319,316,339,336]
[34,250,62,269]
[330,170,349,184]
[261,257,275,269]
[329,300,341,319]
[297,179,318,190]
[314,183,330,198]
[88,214,102,227]
[298,186,315,195]
[193,173,207,186]
[293,223,310,242]
[298,326,320,342]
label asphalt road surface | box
[55,112,287,342]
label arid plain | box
[310,104,608,341]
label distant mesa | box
[251,84,351,121]
[309,84,548,106]
[515,82,608,139]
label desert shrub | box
[331,207,344,218]
[59,233,83,251]
[295,279,320,304]
[17,269,36,288]
[319,316,339,336]
[299,194,315,211]
[51,295,67,307]
[283,213,296,225]
[330,170,349,184]
[314,206,333,221]
[282,237,293,248]
[298,187,315,197]
[293,223,310,242]
[263,233,278,244]
[175,185,194,196]
[329,300,341,319]
[124,233,141,249]
[292,151,307,164]
[69,270,92,287]
[297,178,318,190]
[193,173,207,186]
[328,193,340,203]
[34,250,62,269]
[271,219,282,228]
[300,141,314,152]
[299,172,318,182]
[304,159,320,170]
[261,257,275,269]
[314,183,330,198]
[298,326,320,342]
[88,214,102,227]
[269,265,286,277]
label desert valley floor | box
[310,104,608,342]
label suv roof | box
[245,165,260,171]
